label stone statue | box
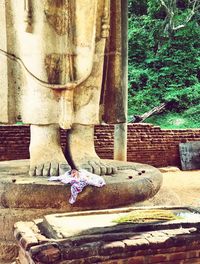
[0,3,164,260]
[0,0,126,176]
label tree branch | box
[159,0,200,34]
[130,103,167,123]
[160,0,170,13]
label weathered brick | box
[31,245,61,263]
[168,252,187,261]
[127,256,145,264]
[187,250,198,258]
[183,258,200,264]
[100,241,125,256]
[123,238,149,251]
[63,246,92,260]
[146,253,168,263]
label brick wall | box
[126,124,200,167]
[0,124,200,168]
[0,125,30,161]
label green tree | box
[128,0,200,128]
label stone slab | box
[41,206,200,239]
[179,141,200,170]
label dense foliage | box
[128,0,200,128]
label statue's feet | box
[29,124,71,176]
[75,157,117,175]
[67,124,117,175]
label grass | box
[146,114,200,129]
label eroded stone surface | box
[44,0,73,36]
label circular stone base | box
[0,159,162,211]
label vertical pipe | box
[0,0,9,123]
[114,0,128,161]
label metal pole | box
[114,0,128,161]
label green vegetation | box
[113,209,182,224]
[128,0,200,128]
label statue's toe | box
[99,162,107,175]
[112,167,118,174]
[36,164,44,176]
[29,166,36,176]
[89,161,101,175]
[50,162,59,176]
[105,165,112,175]
[43,163,50,176]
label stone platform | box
[0,160,162,210]
[0,159,162,261]
[14,206,200,264]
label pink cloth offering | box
[48,169,106,204]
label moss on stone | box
[113,209,182,224]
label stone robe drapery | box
[0,0,126,128]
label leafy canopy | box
[128,0,200,128]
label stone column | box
[114,0,128,161]
[0,0,9,123]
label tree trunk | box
[131,103,167,123]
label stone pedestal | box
[0,159,162,261]
[13,206,200,264]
